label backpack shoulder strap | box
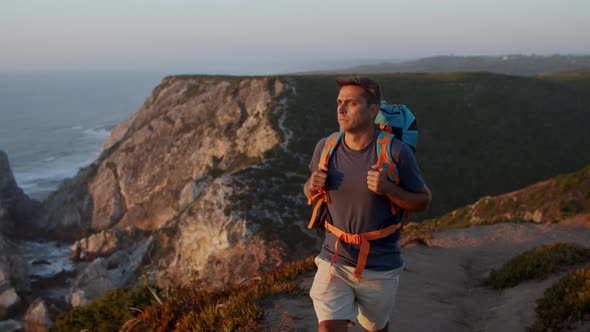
[375,131,400,184]
[318,131,344,171]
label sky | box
[1,0,589,75]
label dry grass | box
[128,256,316,332]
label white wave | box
[71,125,83,131]
[84,127,111,139]
[20,240,75,280]
[14,155,97,195]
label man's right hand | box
[304,170,327,199]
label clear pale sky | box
[1,0,589,74]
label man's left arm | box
[378,178,431,212]
[367,143,431,212]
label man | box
[304,76,431,332]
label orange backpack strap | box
[308,132,344,229]
[376,131,400,184]
[324,222,402,281]
[307,190,328,229]
[376,131,404,218]
[318,131,344,171]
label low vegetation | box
[484,243,590,289]
[401,164,590,246]
[56,257,316,331]
[135,256,315,331]
[529,266,590,332]
[56,285,159,331]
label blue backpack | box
[374,100,418,152]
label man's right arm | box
[304,139,328,200]
[304,170,327,200]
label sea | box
[0,72,166,301]
[0,71,164,201]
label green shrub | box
[55,285,159,332]
[529,266,590,332]
[484,243,590,289]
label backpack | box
[307,100,418,231]
[374,100,418,152]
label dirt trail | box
[262,217,590,332]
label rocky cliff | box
[0,151,33,318]
[42,76,317,295]
[0,151,41,236]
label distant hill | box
[311,55,590,76]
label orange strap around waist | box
[324,221,401,281]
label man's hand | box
[368,164,432,212]
[367,164,394,195]
[304,170,327,200]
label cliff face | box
[0,151,32,318]
[0,151,41,235]
[43,76,318,291]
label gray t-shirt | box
[308,130,425,271]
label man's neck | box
[343,127,376,151]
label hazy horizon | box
[2,0,589,75]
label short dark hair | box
[336,76,381,106]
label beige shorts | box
[309,256,402,331]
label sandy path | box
[262,217,590,332]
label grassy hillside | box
[282,72,590,221]
[402,164,590,244]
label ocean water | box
[0,71,163,200]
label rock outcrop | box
[70,227,143,261]
[0,233,29,319]
[0,150,41,236]
[66,258,114,307]
[41,76,314,291]
[24,298,55,332]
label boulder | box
[0,288,20,319]
[71,230,121,261]
[0,234,30,292]
[107,236,153,287]
[66,258,114,307]
[24,298,54,332]
[0,233,29,318]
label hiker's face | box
[337,85,377,133]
